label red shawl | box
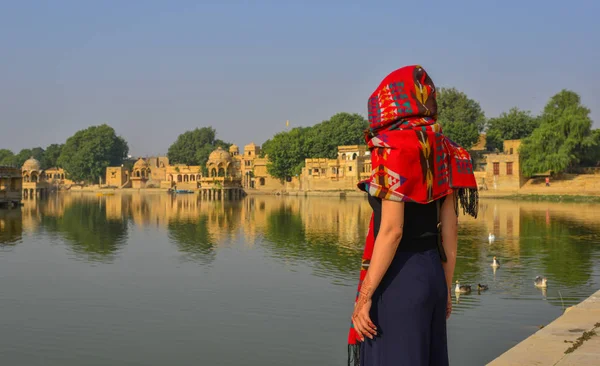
[348,65,478,365]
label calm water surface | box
[1,193,599,365]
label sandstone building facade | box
[105,143,375,193]
[102,137,528,194]
[0,166,22,207]
[480,140,524,191]
[301,145,371,191]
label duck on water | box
[455,281,472,294]
[534,276,548,288]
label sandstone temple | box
[105,143,373,195]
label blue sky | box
[1,0,598,156]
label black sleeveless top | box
[368,195,442,252]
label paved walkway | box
[488,289,600,365]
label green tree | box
[57,124,129,182]
[263,127,309,180]
[437,87,486,149]
[259,139,272,158]
[15,148,41,167]
[578,129,600,167]
[0,149,16,166]
[43,143,63,169]
[167,127,231,166]
[8,147,46,168]
[14,149,32,167]
[520,90,596,176]
[305,112,368,158]
[30,147,45,163]
[262,112,368,180]
[486,108,540,152]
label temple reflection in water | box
[7,193,600,249]
[3,193,600,291]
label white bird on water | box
[491,256,500,268]
[534,276,548,288]
[488,233,495,243]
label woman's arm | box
[360,199,405,299]
[440,192,458,293]
[352,199,404,340]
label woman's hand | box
[351,294,377,341]
[446,287,452,320]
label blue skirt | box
[360,248,449,366]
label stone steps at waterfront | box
[488,289,600,365]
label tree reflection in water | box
[261,201,364,280]
[0,209,22,247]
[168,215,216,265]
[41,197,128,262]
[7,194,599,310]
[166,199,243,265]
[519,212,598,307]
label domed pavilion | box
[130,158,151,189]
[21,157,49,198]
[207,147,233,178]
[199,147,243,200]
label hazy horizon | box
[1,1,599,157]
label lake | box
[1,193,599,365]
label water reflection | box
[38,195,128,262]
[3,194,599,366]
[455,200,600,310]
[1,194,599,307]
[0,209,22,247]
[261,199,367,280]
[168,216,216,265]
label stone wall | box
[44,168,74,186]
[483,140,524,191]
[301,175,360,191]
[0,166,22,205]
[160,181,174,189]
[151,167,167,182]
[131,179,146,189]
[254,176,284,191]
[165,165,202,183]
[175,182,199,191]
[300,146,369,192]
[484,153,523,190]
[147,156,169,169]
[249,157,290,191]
[106,167,128,188]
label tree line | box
[2,88,597,183]
[260,89,598,179]
[0,124,129,183]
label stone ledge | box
[556,335,600,365]
[487,289,600,366]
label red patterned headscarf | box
[347,65,478,365]
[358,65,478,210]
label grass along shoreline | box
[482,193,600,203]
